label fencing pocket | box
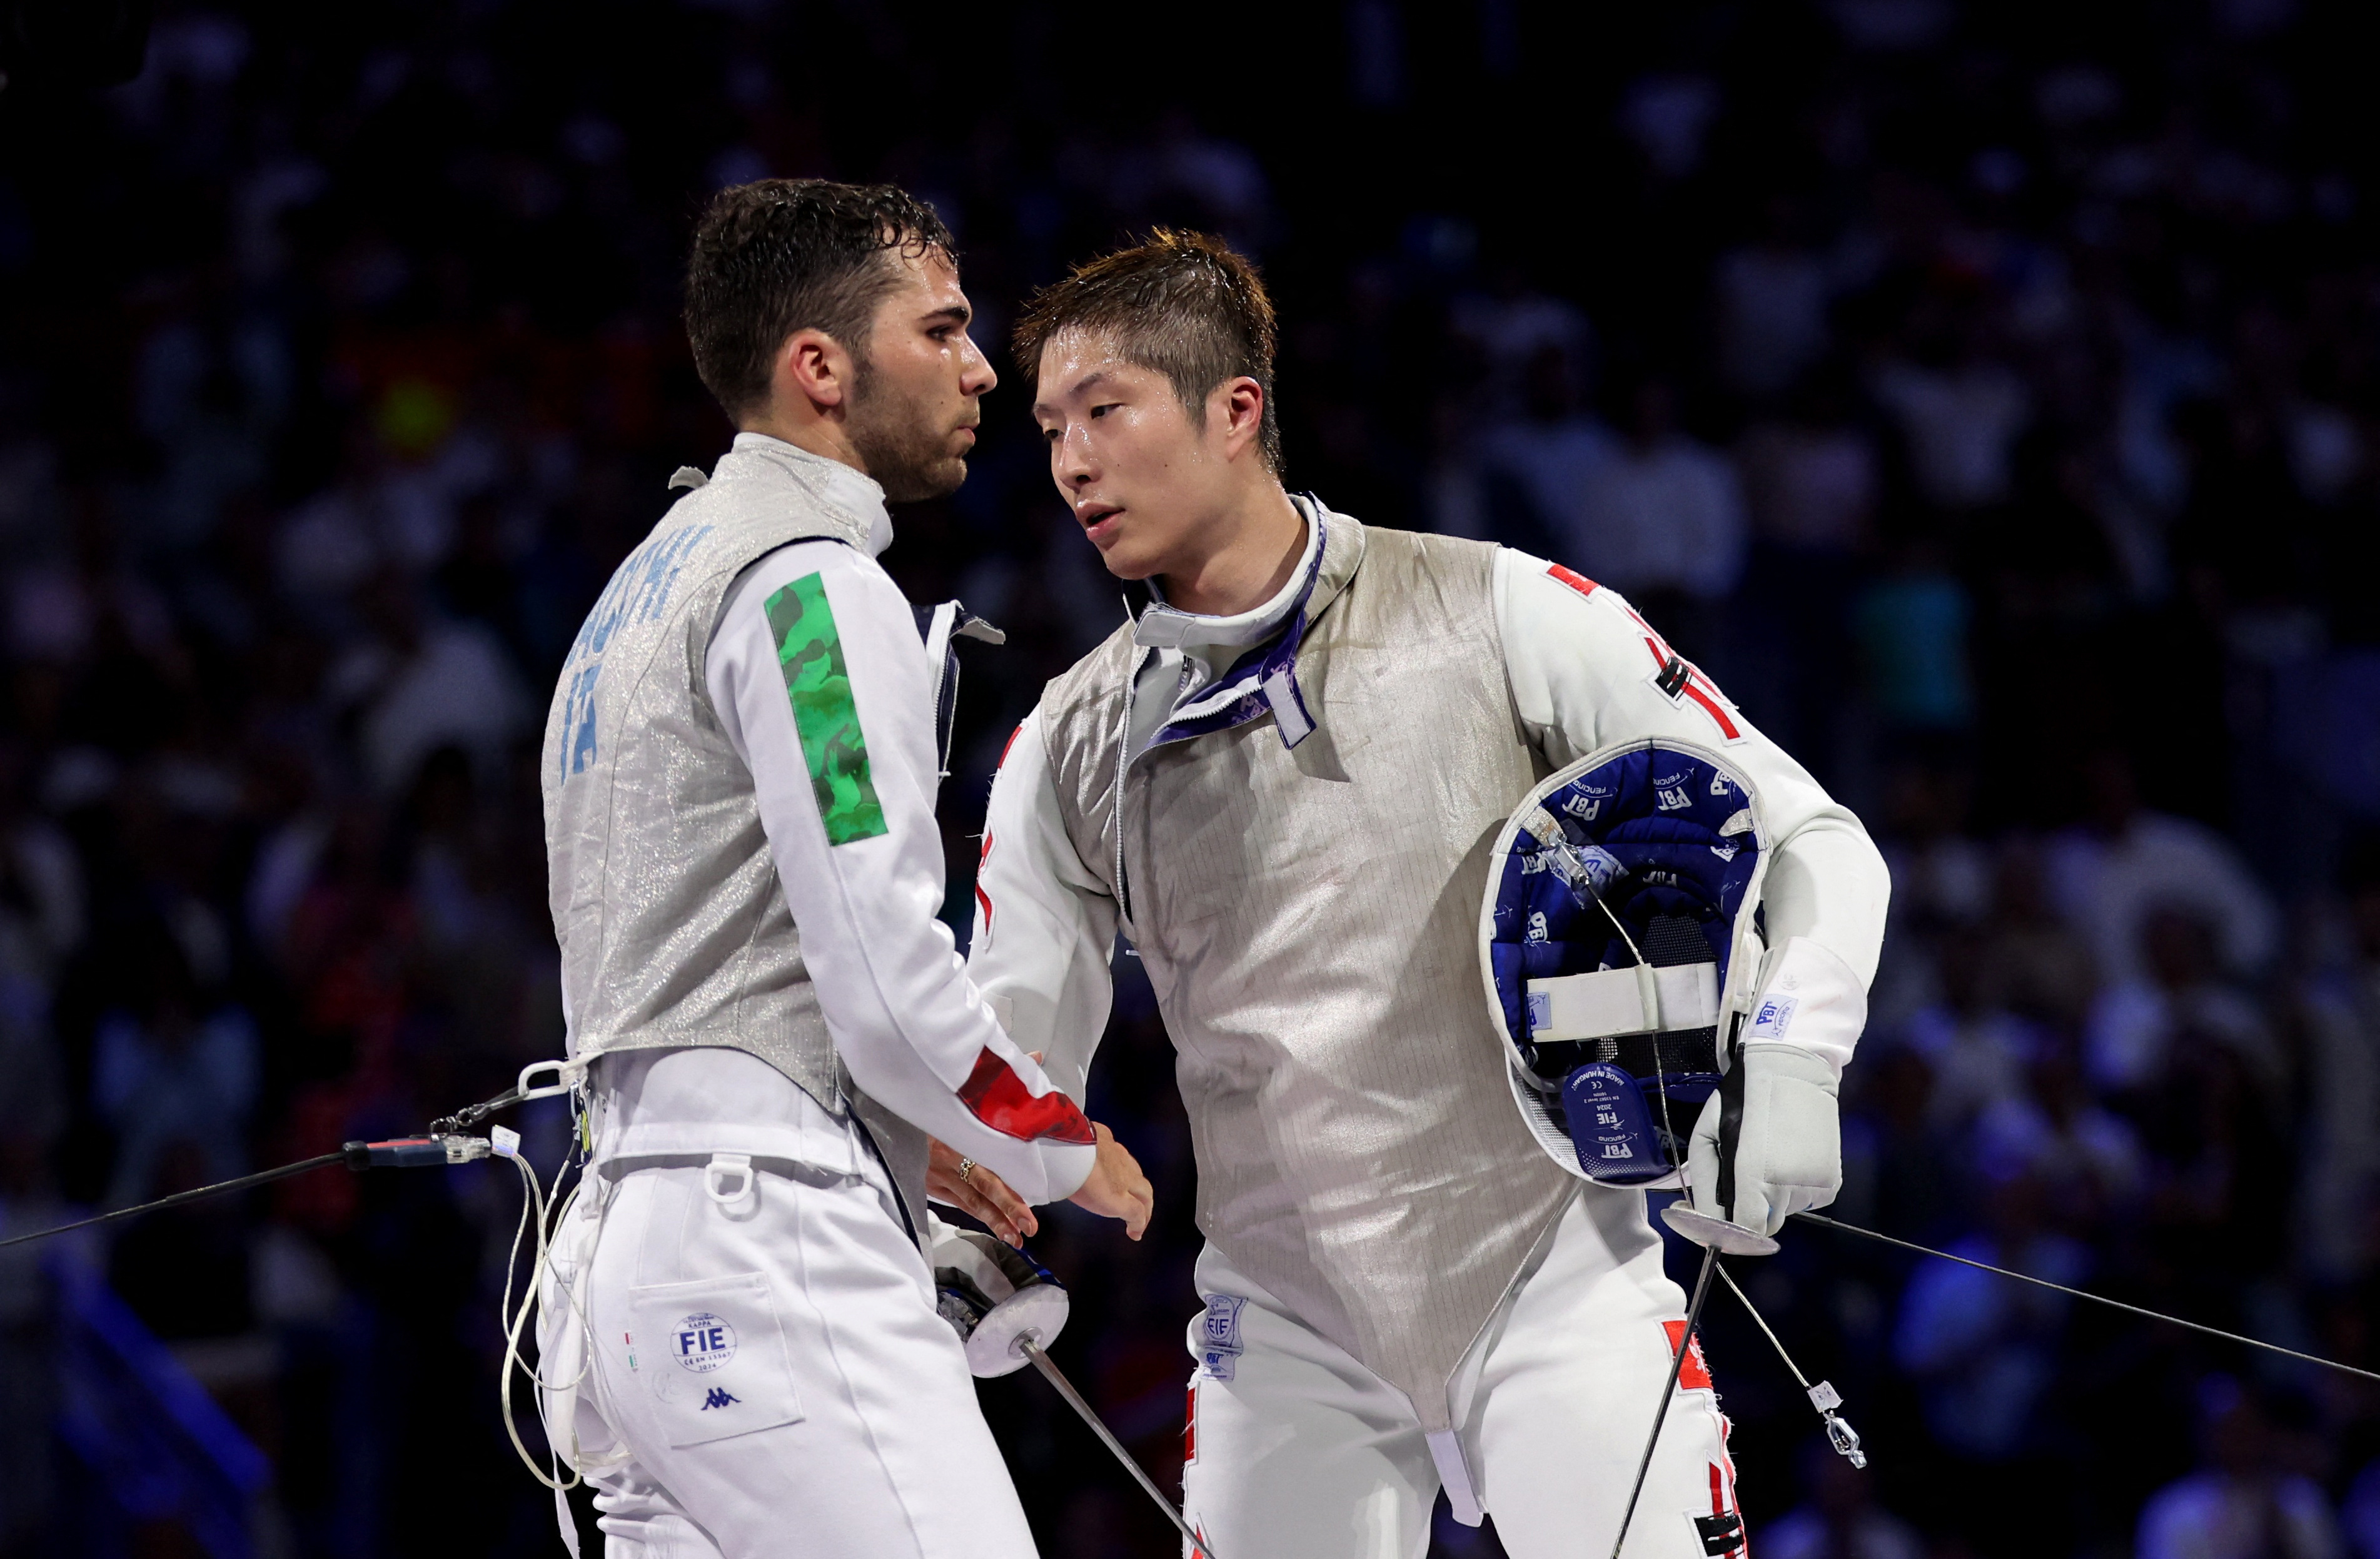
[624,1270,804,1448]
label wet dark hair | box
[1012,229,1282,473]
[683,178,955,420]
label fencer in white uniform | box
[533,181,1147,1559]
[538,483,1089,1559]
[963,232,1890,1559]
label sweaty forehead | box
[1037,328,1160,400]
[885,243,962,297]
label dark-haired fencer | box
[534,179,1151,1559]
[964,231,1891,1559]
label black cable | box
[0,1151,345,1253]
[1793,1211,2380,1386]
[430,1086,525,1136]
[0,1121,527,1254]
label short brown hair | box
[1012,230,1282,473]
[683,179,955,420]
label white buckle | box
[517,1058,583,1101]
[703,1153,755,1206]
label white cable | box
[1714,1259,1868,1468]
[497,1116,611,1491]
[498,1151,575,1490]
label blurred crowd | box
[2,1,2379,1556]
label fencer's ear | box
[1211,375,1266,460]
[773,327,855,416]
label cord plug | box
[342,1135,492,1170]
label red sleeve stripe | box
[998,721,1026,769]
[972,830,995,930]
[1680,679,1742,740]
[1547,560,1742,740]
[1615,603,1677,669]
[958,1047,1096,1144]
[1546,562,1601,598]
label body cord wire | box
[0,1153,343,1252]
[1793,1211,2380,1386]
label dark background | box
[3,1,2379,1556]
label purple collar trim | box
[1143,510,1326,752]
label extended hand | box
[1069,1122,1152,1241]
[927,1138,1037,1248]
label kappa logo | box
[700,1387,740,1411]
[1656,785,1692,812]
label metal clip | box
[1808,1382,1867,1468]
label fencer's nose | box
[1054,424,1098,488]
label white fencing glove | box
[1687,1042,1842,1238]
[1685,937,1867,1238]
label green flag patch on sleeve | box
[764,572,889,845]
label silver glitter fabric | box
[540,437,930,1240]
[1040,513,1578,1431]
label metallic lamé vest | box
[1039,513,1578,1428]
[539,440,928,1235]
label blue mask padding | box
[1489,746,1760,1047]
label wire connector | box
[341,1135,492,1170]
[1799,1380,1867,1466]
[1715,1261,1871,1472]
[1822,1405,1867,1469]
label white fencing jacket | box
[969,534,1887,1116]
[587,458,1095,1209]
